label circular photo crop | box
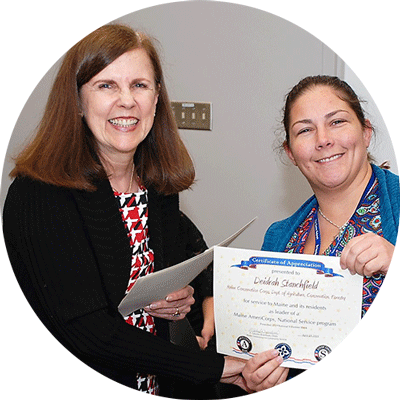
[1,1,398,399]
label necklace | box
[318,208,349,235]
[112,166,135,193]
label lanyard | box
[313,170,376,256]
[313,212,346,255]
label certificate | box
[214,247,363,369]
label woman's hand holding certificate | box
[241,350,289,392]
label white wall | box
[116,2,396,249]
[1,2,396,250]
[1,1,395,254]
[344,65,397,171]
[3,1,388,251]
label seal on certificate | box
[236,336,252,353]
[274,343,292,360]
[314,345,331,361]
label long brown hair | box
[11,24,195,194]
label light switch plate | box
[171,102,212,130]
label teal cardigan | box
[262,164,399,252]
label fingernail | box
[277,356,284,363]
[272,349,279,357]
[165,296,170,301]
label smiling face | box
[285,85,372,194]
[80,48,159,166]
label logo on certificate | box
[236,336,253,353]
[314,345,332,361]
[275,343,292,360]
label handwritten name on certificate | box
[214,247,363,369]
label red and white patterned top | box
[114,185,159,395]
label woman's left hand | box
[241,349,288,392]
[340,232,394,276]
[197,322,215,350]
[144,285,195,320]
[196,296,215,350]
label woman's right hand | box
[220,356,247,390]
[144,285,194,321]
[221,349,288,392]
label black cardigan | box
[3,177,224,394]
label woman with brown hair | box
[250,75,399,386]
[264,75,398,289]
[2,24,285,397]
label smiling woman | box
[3,23,291,398]
[9,24,194,195]
[264,75,398,309]
[255,74,400,388]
